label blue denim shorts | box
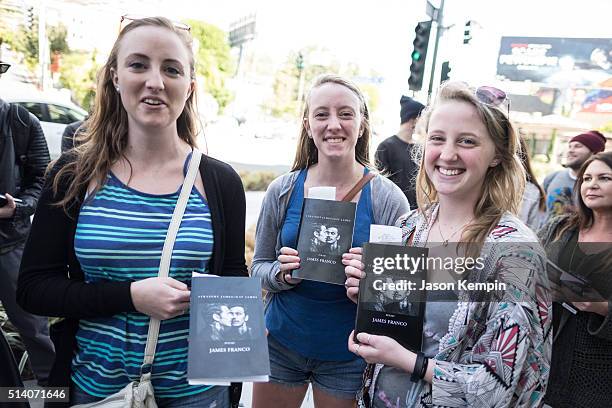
[268,334,366,400]
[71,383,229,408]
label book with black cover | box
[355,243,429,351]
[293,198,357,285]
[187,276,270,385]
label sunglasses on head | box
[119,14,191,33]
[475,85,510,116]
[0,63,10,74]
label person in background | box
[540,151,612,408]
[61,119,85,153]
[17,17,247,408]
[543,130,606,221]
[0,59,55,386]
[345,82,551,407]
[251,74,408,408]
[518,137,546,230]
[375,95,425,210]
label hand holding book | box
[130,277,191,320]
[276,247,303,286]
[348,330,431,382]
[343,247,365,304]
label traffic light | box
[408,20,432,91]
[463,20,472,44]
[296,52,304,71]
[440,61,451,82]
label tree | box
[263,47,341,119]
[58,51,98,111]
[48,23,69,55]
[11,16,38,70]
[186,19,235,111]
[0,0,19,51]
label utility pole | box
[426,0,445,101]
[38,0,48,90]
[296,52,305,103]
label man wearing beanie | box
[375,95,425,209]
[542,130,607,221]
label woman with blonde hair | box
[17,16,247,407]
[251,74,408,407]
[345,82,552,407]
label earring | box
[115,85,120,92]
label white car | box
[2,89,87,159]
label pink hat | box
[570,130,606,153]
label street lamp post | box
[426,0,445,100]
[296,52,305,103]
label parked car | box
[2,90,87,159]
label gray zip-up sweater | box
[251,170,409,293]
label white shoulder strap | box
[140,148,202,376]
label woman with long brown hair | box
[344,81,552,407]
[541,151,612,408]
[17,16,247,407]
[251,74,408,407]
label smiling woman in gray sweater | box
[250,74,408,408]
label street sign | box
[229,15,256,48]
[425,1,439,21]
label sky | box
[50,0,610,94]
[163,0,612,57]
[34,0,610,135]
[154,0,611,127]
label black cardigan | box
[17,152,247,405]
[539,217,612,408]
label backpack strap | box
[9,104,32,167]
[341,172,376,202]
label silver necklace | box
[436,218,472,247]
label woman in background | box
[541,151,612,408]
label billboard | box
[497,37,612,86]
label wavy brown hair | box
[52,16,199,209]
[291,74,372,171]
[556,151,612,238]
[415,82,525,250]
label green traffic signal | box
[409,20,432,91]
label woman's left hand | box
[348,330,414,370]
[572,301,609,316]
[343,247,364,303]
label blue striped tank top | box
[71,159,214,398]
